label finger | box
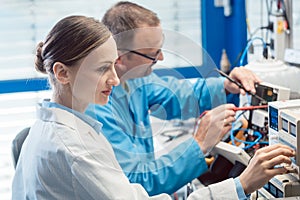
[230,68,248,80]
[240,67,258,81]
[265,166,289,178]
[212,104,236,119]
[234,68,260,93]
[249,69,262,83]
[214,104,236,112]
[257,144,294,155]
[244,71,261,93]
[225,109,236,118]
[223,116,235,126]
[239,88,246,96]
[240,78,256,93]
[264,155,293,169]
[224,103,236,109]
[209,109,226,121]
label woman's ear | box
[53,62,70,85]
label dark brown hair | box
[35,15,111,75]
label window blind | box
[0,0,201,81]
[0,1,201,199]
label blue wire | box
[230,111,248,146]
[230,128,263,150]
[259,141,269,145]
[239,37,267,66]
[230,126,236,146]
[243,131,262,150]
[235,131,262,149]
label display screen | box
[269,106,278,131]
[282,118,288,132]
[290,123,296,137]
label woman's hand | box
[239,144,295,194]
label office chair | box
[11,127,30,169]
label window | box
[0,1,201,199]
[0,0,201,81]
[246,0,300,58]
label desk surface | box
[151,116,195,158]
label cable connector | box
[263,46,268,59]
[266,22,273,32]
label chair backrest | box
[11,127,30,169]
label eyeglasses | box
[119,49,161,65]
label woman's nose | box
[107,70,120,86]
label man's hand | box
[239,144,295,194]
[193,104,236,154]
[224,67,261,95]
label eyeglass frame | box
[118,48,162,65]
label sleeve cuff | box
[234,177,248,200]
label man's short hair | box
[102,1,160,48]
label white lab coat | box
[12,106,239,199]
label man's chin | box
[144,68,153,77]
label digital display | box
[269,106,278,131]
[291,123,296,137]
[269,182,277,197]
[282,118,288,132]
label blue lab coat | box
[86,73,227,195]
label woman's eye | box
[97,65,109,73]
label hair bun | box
[34,42,47,74]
